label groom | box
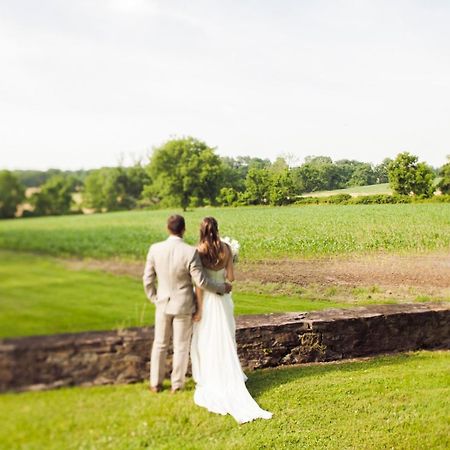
[143,214,232,393]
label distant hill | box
[302,183,392,198]
[303,177,442,198]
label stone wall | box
[0,303,449,393]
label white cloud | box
[107,0,159,15]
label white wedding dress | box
[190,268,272,424]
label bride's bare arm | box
[193,287,203,322]
[225,244,235,282]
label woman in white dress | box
[190,217,272,424]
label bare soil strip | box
[66,253,450,298]
[238,253,450,289]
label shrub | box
[295,196,320,205]
[321,194,352,204]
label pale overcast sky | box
[1,0,449,170]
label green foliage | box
[295,193,449,206]
[349,194,412,205]
[427,194,450,203]
[348,163,377,186]
[0,171,25,219]
[220,156,271,192]
[243,167,271,205]
[267,169,298,205]
[388,152,436,197]
[145,137,223,210]
[374,158,392,183]
[83,166,149,212]
[216,187,239,206]
[218,155,386,206]
[270,156,289,173]
[1,352,448,449]
[293,161,337,192]
[227,164,300,206]
[438,160,450,194]
[292,157,378,193]
[30,175,75,216]
[292,162,323,192]
[322,193,352,204]
[12,169,89,188]
[0,205,449,260]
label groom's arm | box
[189,250,231,294]
[143,247,157,302]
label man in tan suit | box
[143,214,231,393]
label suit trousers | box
[150,304,193,389]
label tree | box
[304,156,333,165]
[294,156,346,192]
[220,157,247,192]
[13,169,89,189]
[31,175,75,216]
[0,170,25,219]
[216,187,239,206]
[292,164,323,193]
[145,137,224,211]
[348,163,376,186]
[243,167,271,204]
[270,156,289,173]
[268,169,297,205]
[374,158,392,184]
[83,165,149,212]
[438,159,450,194]
[388,152,435,197]
[220,156,271,193]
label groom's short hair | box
[167,214,185,236]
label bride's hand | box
[192,311,202,322]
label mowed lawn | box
[0,204,449,261]
[0,251,348,338]
[1,351,448,449]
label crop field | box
[0,204,449,261]
[1,351,448,449]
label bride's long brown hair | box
[198,217,226,267]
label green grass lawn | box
[1,204,449,261]
[1,351,448,449]
[0,251,350,338]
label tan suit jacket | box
[143,235,226,315]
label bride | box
[190,217,272,424]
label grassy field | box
[303,182,391,197]
[0,204,449,261]
[302,178,442,198]
[0,251,352,338]
[1,351,448,449]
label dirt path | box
[238,253,450,289]
[67,252,450,293]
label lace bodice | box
[205,267,226,283]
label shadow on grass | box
[244,351,424,398]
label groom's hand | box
[224,282,232,293]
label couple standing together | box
[143,214,272,424]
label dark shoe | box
[149,385,162,393]
[171,387,182,394]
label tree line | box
[1,136,449,218]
